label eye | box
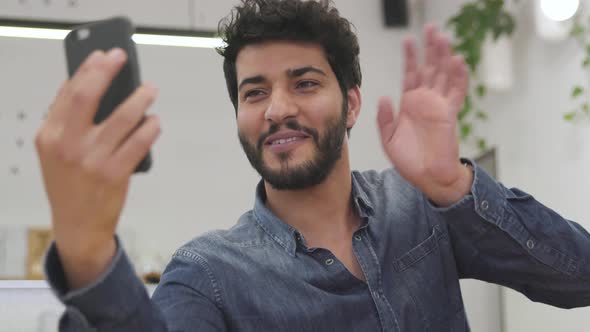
[296,80,319,90]
[244,89,266,101]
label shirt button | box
[526,239,535,249]
[372,290,380,299]
[354,234,362,241]
[325,258,334,266]
[481,200,489,210]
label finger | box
[43,51,104,141]
[108,114,161,178]
[435,33,452,65]
[38,78,88,161]
[422,24,439,88]
[428,32,449,82]
[437,35,452,70]
[62,48,128,138]
[403,38,421,91]
[447,55,469,113]
[41,81,70,146]
[424,24,438,68]
[404,38,418,73]
[377,96,397,146]
[434,36,452,94]
[95,83,159,155]
[56,50,105,126]
[45,80,70,124]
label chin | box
[264,149,313,167]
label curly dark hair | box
[217,0,362,114]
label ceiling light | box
[540,0,580,22]
[0,24,223,48]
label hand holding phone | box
[65,16,153,172]
[34,17,160,289]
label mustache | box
[257,120,319,150]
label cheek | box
[302,92,343,124]
[237,110,260,139]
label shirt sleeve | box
[151,249,228,331]
[44,237,227,331]
[428,158,590,309]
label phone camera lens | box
[77,29,90,40]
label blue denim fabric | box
[45,159,590,331]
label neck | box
[264,146,358,248]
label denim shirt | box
[45,159,590,331]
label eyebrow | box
[238,75,266,91]
[288,66,326,78]
[238,66,326,91]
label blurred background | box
[0,0,589,330]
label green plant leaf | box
[572,86,584,98]
[467,49,481,72]
[571,24,584,37]
[583,103,590,113]
[460,123,472,140]
[476,111,488,120]
[458,95,472,121]
[563,112,577,121]
[477,138,487,151]
[492,26,503,40]
[458,107,470,121]
[505,16,516,35]
[583,57,590,67]
[476,84,487,98]
[447,0,517,145]
[493,12,516,39]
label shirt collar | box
[252,172,375,257]
[351,170,375,219]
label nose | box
[264,89,298,124]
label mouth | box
[264,130,310,146]
[267,136,308,146]
[264,131,311,153]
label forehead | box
[235,41,333,80]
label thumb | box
[377,96,396,146]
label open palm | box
[377,24,469,191]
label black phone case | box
[64,16,152,173]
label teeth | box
[272,137,301,145]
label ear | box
[345,85,362,130]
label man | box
[36,0,590,331]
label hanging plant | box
[564,6,590,122]
[447,0,516,151]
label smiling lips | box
[264,130,310,153]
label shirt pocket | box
[392,225,464,327]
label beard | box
[238,102,348,191]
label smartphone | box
[64,16,152,173]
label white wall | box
[0,0,510,331]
